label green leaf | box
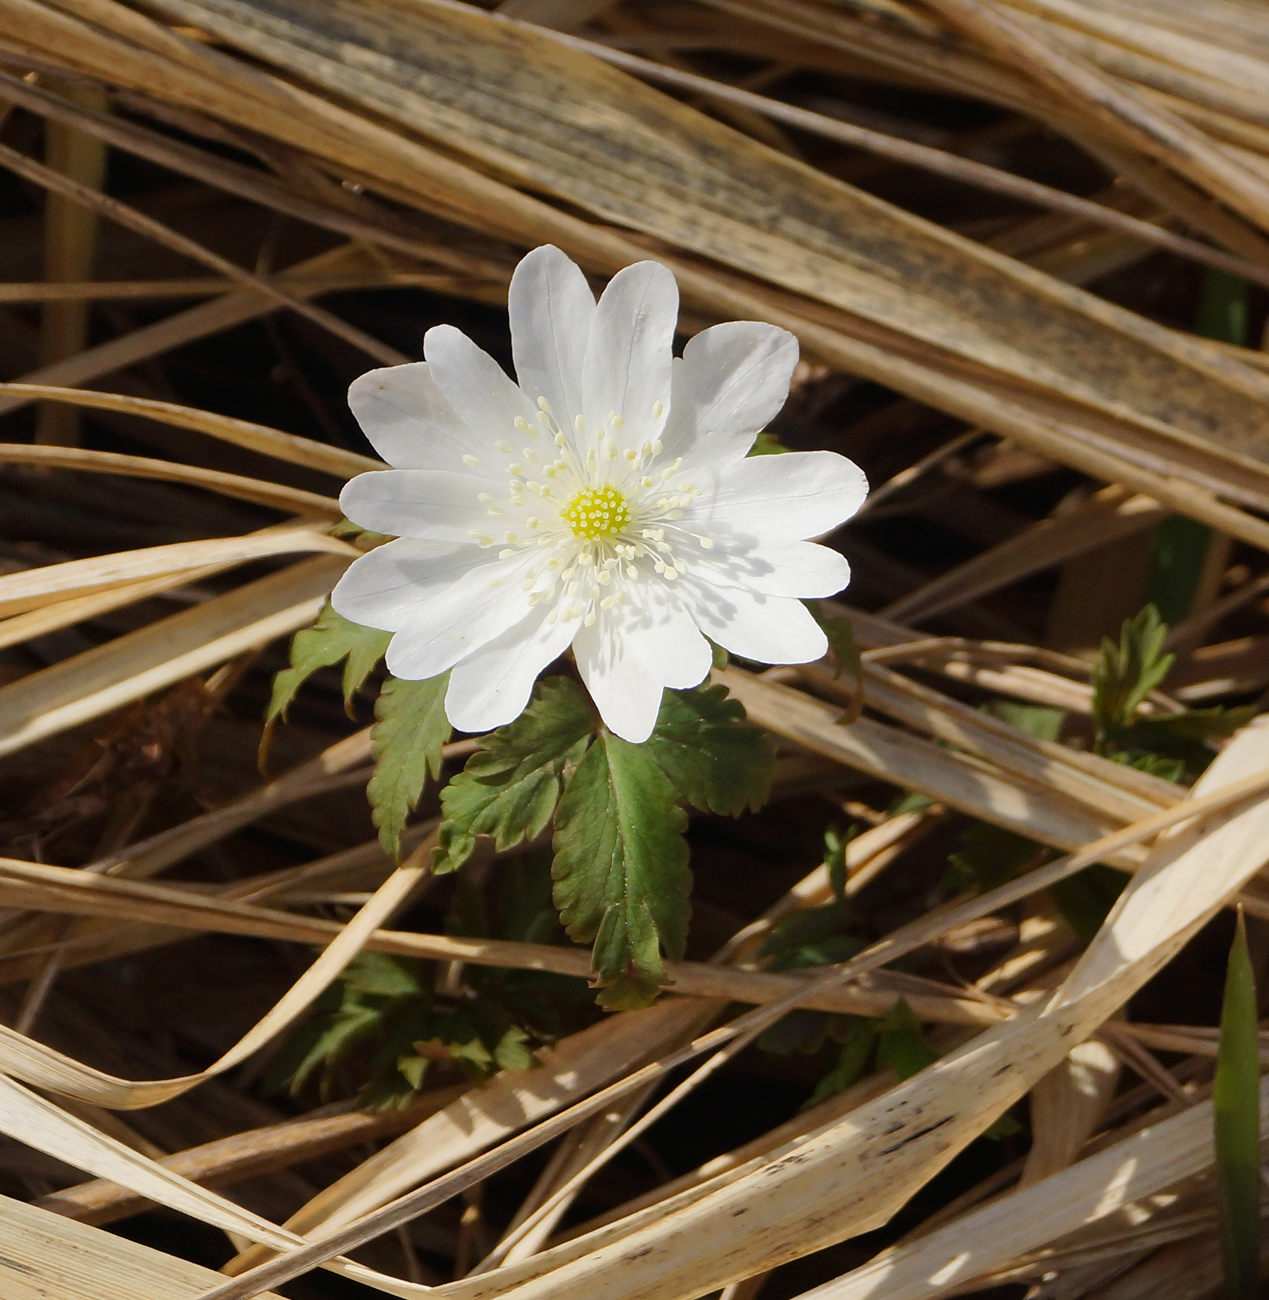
[809,601,862,682]
[875,999,938,1081]
[266,602,391,726]
[1108,704,1256,780]
[433,677,595,875]
[495,852,563,946]
[1048,864,1127,944]
[1216,911,1262,1300]
[981,1112,1023,1141]
[747,430,791,455]
[553,730,692,1010]
[758,824,860,971]
[642,683,776,816]
[805,1018,879,1108]
[824,823,852,904]
[368,672,452,861]
[944,823,1037,895]
[986,700,1065,741]
[1091,605,1174,745]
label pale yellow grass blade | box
[715,667,1147,864]
[0,565,227,652]
[0,857,997,1026]
[409,716,1269,1300]
[786,1076,1269,1300]
[143,0,1269,462]
[0,443,343,517]
[0,523,351,618]
[0,244,390,405]
[0,555,348,758]
[12,0,1269,543]
[0,383,379,478]
[882,485,1167,625]
[0,1193,288,1300]
[225,999,716,1272]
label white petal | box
[332,538,487,631]
[509,245,595,438]
[686,532,851,598]
[661,322,798,465]
[348,363,486,473]
[574,586,712,743]
[582,260,677,452]
[424,324,537,449]
[385,553,539,681]
[682,583,827,665]
[331,540,534,679]
[689,451,868,539]
[444,605,578,734]
[339,469,491,542]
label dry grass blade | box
[785,1074,1269,1300]
[0,1194,289,1300]
[0,555,347,758]
[3,1,1269,1295]
[36,1085,470,1227]
[716,666,1149,862]
[182,721,1269,1300]
[0,138,407,366]
[0,443,343,515]
[881,485,1167,625]
[0,243,391,406]
[0,383,378,477]
[0,856,1000,1025]
[0,523,349,618]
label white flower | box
[331,246,867,743]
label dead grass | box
[1,2,1268,1298]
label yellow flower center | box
[562,485,631,540]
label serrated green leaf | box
[368,672,452,861]
[267,602,391,726]
[553,731,692,1010]
[1091,604,1174,744]
[1216,911,1262,1300]
[433,677,595,875]
[643,683,775,816]
[876,999,938,1081]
